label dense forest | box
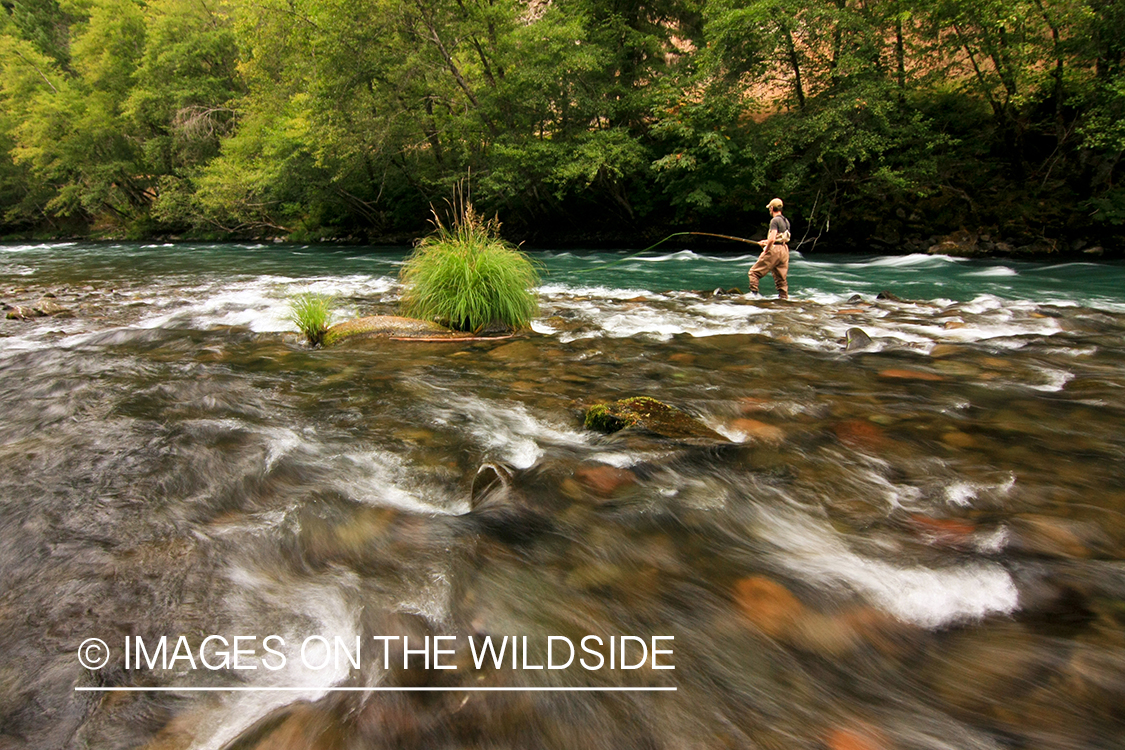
[1,0,1123,252]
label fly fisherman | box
[748,198,790,300]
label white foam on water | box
[0,242,78,253]
[430,394,590,469]
[133,274,394,333]
[932,317,1061,344]
[974,525,1010,554]
[797,290,875,306]
[0,332,58,357]
[1027,365,1073,392]
[712,251,760,263]
[1048,345,1098,358]
[332,449,463,514]
[955,294,1017,315]
[628,249,703,262]
[263,426,304,471]
[538,283,1075,353]
[944,475,1013,507]
[596,451,650,468]
[945,482,978,507]
[760,507,1019,627]
[593,306,751,340]
[541,293,774,342]
[965,266,1018,277]
[860,253,967,267]
[539,282,653,299]
[191,567,364,750]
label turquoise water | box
[5,242,1124,309]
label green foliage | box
[286,292,335,347]
[753,83,955,198]
[583,404,624,433]
[6,0,77,67]
[0,0,1124,244]
[0,0,244,236]
[399,201,539,332]
[1086,187,1125,226]
[649,92,743,218]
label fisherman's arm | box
[759,229,778,250]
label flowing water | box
[1,242,1124,750]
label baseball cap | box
[766,198,784,210]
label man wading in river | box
[748,198,790,300]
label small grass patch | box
[287,292,335,347]
[399,199,539,333]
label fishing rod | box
[575,230,808,273]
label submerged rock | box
[823,724,888,750]
[1009,515,1111,559]
[833,420,889,451]
[217,702,344,750]
[469,462,552,542]
[844,327,873,352]
[573,463,639,499]
[733,576,804,639]
[323,315,466,346]
[583,396,727,442]
[698,287,743,298]
[726,417,785,443]
[877,368,945,382]
[5,305,39,320]
[33,297,69,316]
[732,576,868,656]
[470,462,514,510]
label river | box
[1,242,1123,750]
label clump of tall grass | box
[287,292,335,347]
[399,200,539,333]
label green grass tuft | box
[399,201,539,333]
[287,292,335,347]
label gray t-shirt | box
[769,215,791,244]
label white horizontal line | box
[75,686,676,692]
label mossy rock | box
[583,396,728,442]
[323,316,468,346]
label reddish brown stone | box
[738,396,769,414]
[733,576,804,638]
[906,515,977,546]
[573,464,638,498]
[877,368,945,381]
[824,725,887,750]
[729,418,784,442]
[833,420,887,450]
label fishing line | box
[573,231,753,273]
[573,229,821,273]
